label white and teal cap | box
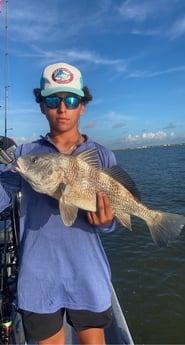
[40,62,84,97]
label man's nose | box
[57,99,66,112]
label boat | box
[0,139,134,345]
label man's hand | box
[87,192,113,226]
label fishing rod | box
[4,0,8,139]
[0,2,20,342]
[0,0,9,146]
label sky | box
[0,0,185,150]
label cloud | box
[170,15,185,39]
[1,0,114,45]
[112,123,126,128]
[2,0,185,51]
[121,130,176,148]
[0,2,60,43]
[142,131,169,140]
[131,28,162,37]
[117,0,183,23]
[82,122,97,129]
[117,0,156,22]
[14,134,37,145]
[163,122,176,130]
[10,43,128,72]
[66,50,127,71]
[104,111,130,122]
[116,0,185,40]
[126,65,185,78]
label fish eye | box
[31,157,38,164]
[47,168,53,175]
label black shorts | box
[20,307,112,342]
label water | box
[101,145,185,344]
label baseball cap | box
[40,62,84,97]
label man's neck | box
[49,131,84,154]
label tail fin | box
[146,211,185,247]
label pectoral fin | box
[59,197,78,226]
[61,184,96,212]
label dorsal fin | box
[76,149,141,200]
[103,165,141,201]
[76,148,99,168]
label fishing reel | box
[0,136,19,345]
[0,136,16,166]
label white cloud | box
[117,0,185,40]
[126,65,185,79]
[117,0,155,22]
[170,15,185,39]
[14,134,37,145]
[9,43,128,72]
[142,131,167,140]
[0,0,114,45]
[121,130,176,148]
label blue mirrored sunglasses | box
[43,96,82,109]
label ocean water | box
[101,145,185,344]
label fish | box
[15,148,185,247]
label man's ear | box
[40,103,46,115]
[80,104,85,116]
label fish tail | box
[146,211,185,247]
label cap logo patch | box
[52,67,74,84]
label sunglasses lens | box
[64,96,81,109]
[44,97,60,108]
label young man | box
[0,62,117,344]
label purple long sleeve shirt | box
[0,135,117,313]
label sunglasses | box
[43,96,82,109]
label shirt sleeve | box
[97,218,117,233]
[0,166,21,213]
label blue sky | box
[0,0,185,149]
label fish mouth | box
[15,166,21,173]
[15,160,24,173]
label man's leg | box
[77,328,106,345]
[20,309,65,344]
[66,307,112,345]
[38,327,65,345]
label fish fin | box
[146,211,185,247]
[59,198,78,226]
[62,185,96,212]
[76,148,99,168]
[117,213,132,231]
[103,166,141,201]
[65,195,96,212]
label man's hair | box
[33,86,93,105]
